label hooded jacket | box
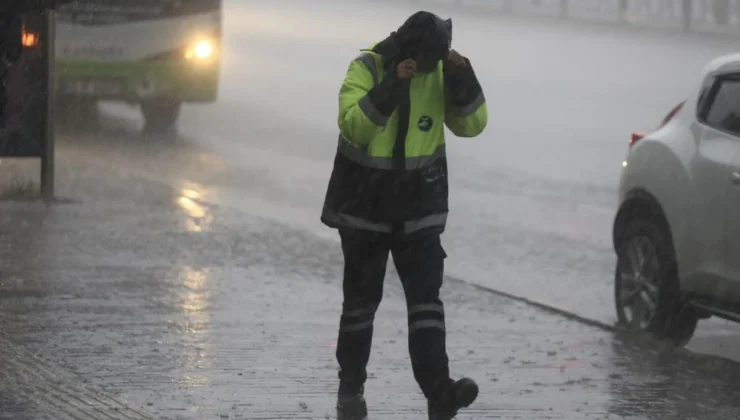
[321,11,488,237]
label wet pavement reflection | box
[0,151,739,419]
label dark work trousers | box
[336,229,450,400]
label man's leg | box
[391,234,478,420]
[391,234,449,396]
[336,229,390,415]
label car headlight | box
[185,39,216,62]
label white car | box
[613,52,740,346]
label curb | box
[445,274,618,332]
[445,275,740,367]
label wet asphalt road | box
[1,148,740,419]
[64,0,740,359]
[0,0,740,417]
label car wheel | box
[614,219,698,346]
[141,100,181,134]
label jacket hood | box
[395,11,451,54]
[367,11,452,72]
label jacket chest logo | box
[417,115,433,132]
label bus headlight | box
[185,39,215,61]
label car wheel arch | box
[613,189,676,254]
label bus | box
[52,0,222,132]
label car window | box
[704,77,740,136]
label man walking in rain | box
[321,10,488,420]
[0,1,70,131]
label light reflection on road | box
[176,183,214,233]
[176,266,214,389]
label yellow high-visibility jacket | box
[321,41,487,236]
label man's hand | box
[396,59,417,80]
[445,49,467,71]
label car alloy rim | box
[617,236,660,330]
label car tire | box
[141,100,181,134]
[614,218,698,346]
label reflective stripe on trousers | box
[339,304,379,333]
[408,303,446,333]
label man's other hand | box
[396,59,417,80]
[445,50,467,71]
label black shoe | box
[428,377,479,420]
[336,381,367,419]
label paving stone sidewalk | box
[0,151,739,419]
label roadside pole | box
[41,10,56,202]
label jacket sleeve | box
[338,54,402,147]
[444,58,488,138]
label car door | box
[698,72,740,305]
